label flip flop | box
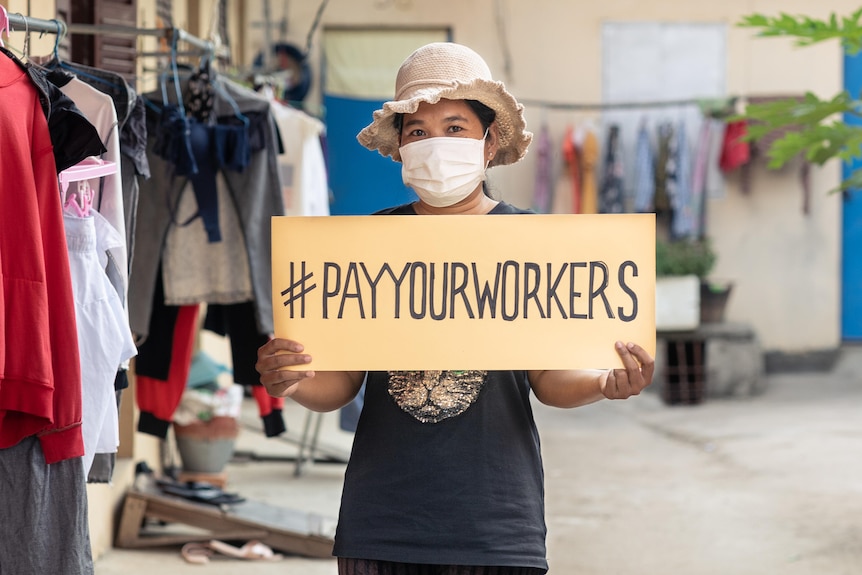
[180,542,214,565]
[181,540,283,564]
[157,480,246,506]
[207,539,283,561]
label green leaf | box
[737,10,862,53]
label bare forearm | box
[528,369,607,408]
[287,370,365,412]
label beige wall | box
[241,0,854,353]
[0,0,848,562]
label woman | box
[257,42,655,575]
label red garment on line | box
[251,384,284,416]
[0,55,84,463]
[719,120,750,172]
[135,305,199,428]
[562,126,582,214]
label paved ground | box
[95,347,862,574]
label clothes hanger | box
[212,77,249,126]
[42,20,125,92]
[58,157,118,205]
[146,34,186,111]
[200,51,249,127]
[18,12,30,61]
[0,6,9,47]
[64,179,94,218]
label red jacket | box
[0,54,84,463]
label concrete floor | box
[95,347,862,574]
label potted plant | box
[655,238,731,329]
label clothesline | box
[520,96,738,113]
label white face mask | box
[399,133,488,208]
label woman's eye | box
[408,129,425,137]
[448,125,464,133]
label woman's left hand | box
[601,341,655,400]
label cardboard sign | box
[272,214,655,370]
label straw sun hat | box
[357,42,532,167]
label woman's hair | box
[393,99,498,198]
[392,99,496,135]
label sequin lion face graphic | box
[387,370,487,424]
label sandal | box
[157,479,246,506]
[180,539,283,564]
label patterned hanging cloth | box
[532,123,552,213]
[690,119,713,238]
[561,125,582,213]
[633,120,655,213]
[599,124,625,213]
[671,120,695,239]
[654,121,677,219]
[580,127,600,214]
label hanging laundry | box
[550,126,572,214]
[562,125,582,213]
[599,124,625,213]
[580,127,600,214]
[135,272,200,438]
[48,58,151,271]
[161,167,255,306]
[132,74,284,343]
[719,119,750,173]
[46,59,149,484]
[671,120,695,239]
[64,212,137,475]
[633,121,655,213]
[53,74,130,306]
[203,303,286,437]
[532,123,553,213]
[690,119,713,238]
[2,47,106,172]
[654,121,677,219]
[0,48,85,464]
[268,90,330,216]
[704,118,726,199]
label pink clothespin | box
[0,6,10,48]
[64,180,94,218]
[58,157,118,211]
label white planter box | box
[656,275,701,331]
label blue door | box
[321,29,450,215]
[843,51,862,340]
[324,94,415,215]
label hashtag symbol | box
[281,261,316,318]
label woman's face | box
[399,99,497,160]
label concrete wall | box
[239,0,854,355]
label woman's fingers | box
[256,338,314,397]
[605,341,656,399]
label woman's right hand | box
[256,338,315,398]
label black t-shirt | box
[374,200,533,216]
[333,200,548,570]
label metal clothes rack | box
[6,12,66,37]
[5,12,218,56]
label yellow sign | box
[272,214,656,370]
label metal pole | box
[64,23,215,54]
[6,13,66,37]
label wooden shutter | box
[67,0,138,86]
